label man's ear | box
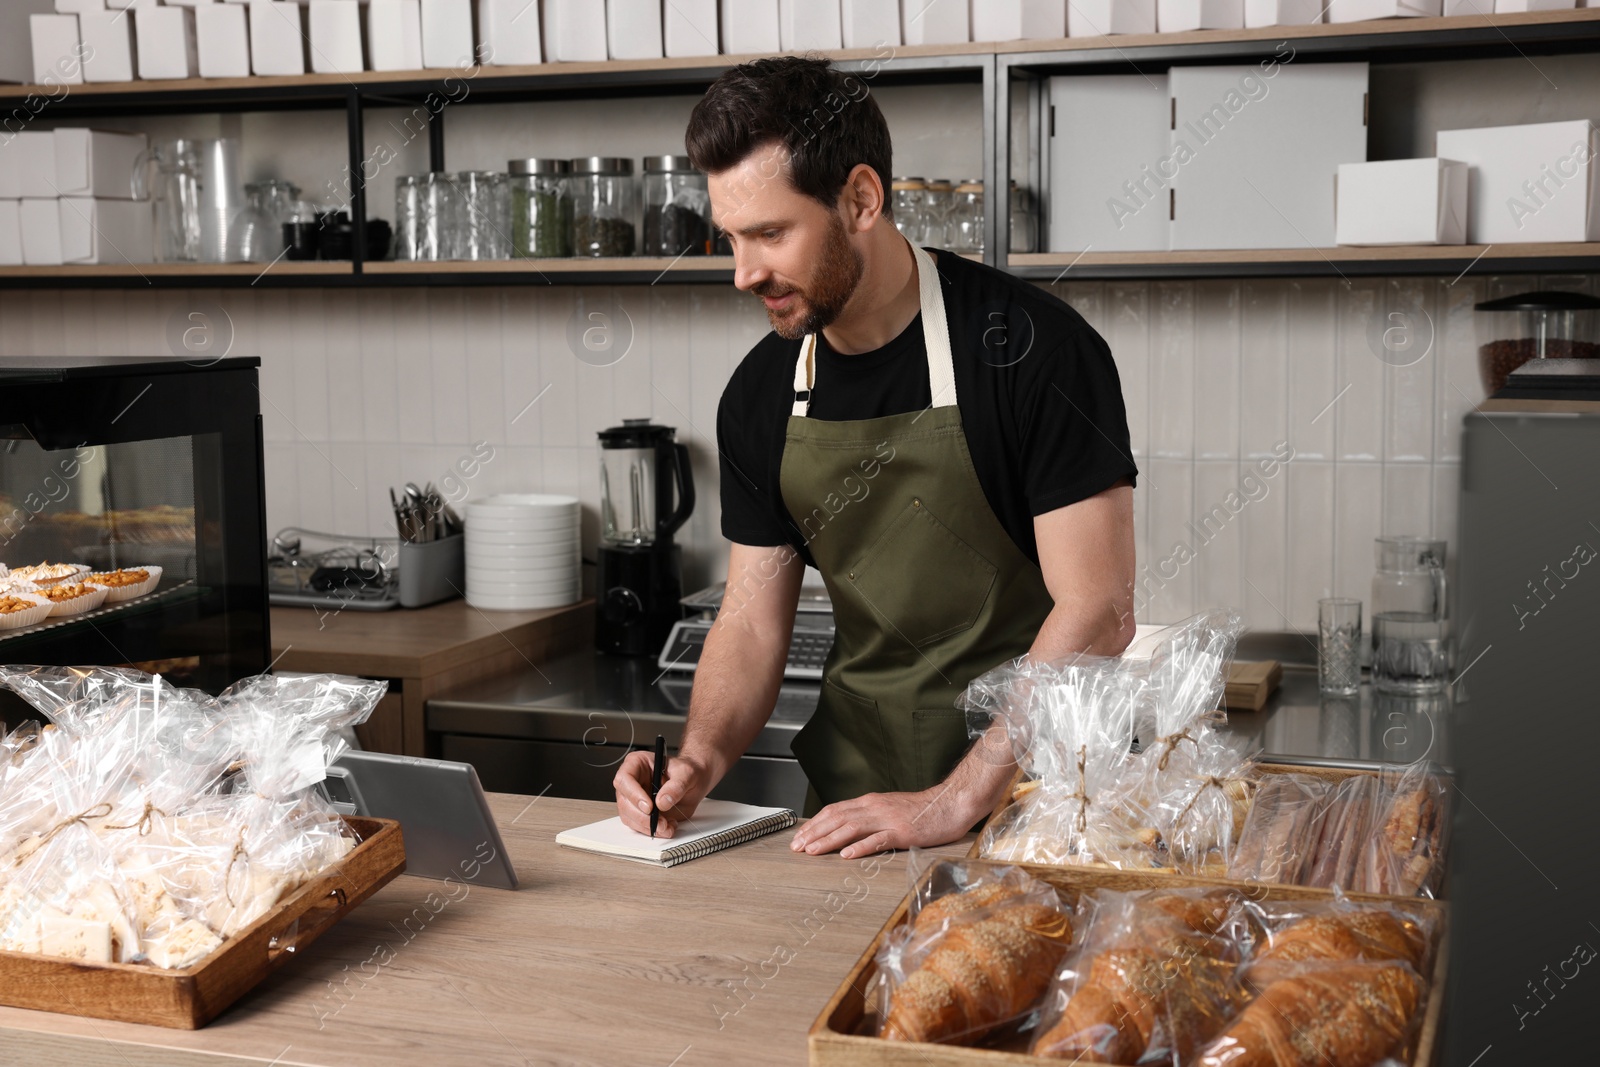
[839,163,886,233]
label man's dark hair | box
[686,55,893,217]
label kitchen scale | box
[657,582,835,680]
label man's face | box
[709,145,864,340]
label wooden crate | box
[0,815,405,1029]
[809,860,1449,1067]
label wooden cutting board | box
[1225,659,1283,711]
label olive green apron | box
[780,241,1056,816]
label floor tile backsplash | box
[3,271,1590,632]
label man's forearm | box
[677,614,790,784]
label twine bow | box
[17,802,113,864]
[1064,745,1092,834]
[1155,728,1198,772]
[105,800,168,836]
[223,827,251,907]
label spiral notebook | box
[556,800,796,867]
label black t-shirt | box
[716,249,1138,567]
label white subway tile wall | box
[2,272,1591,630]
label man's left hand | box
[789,787,976,859]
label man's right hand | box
[613,748,713,838]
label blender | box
[595,419,695,656]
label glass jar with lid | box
[949,180,985,254]
[508,158,572,259]
[921,179,953,248]
[569,156,637,258]
[891,177,926,244]
[641,155,711,256]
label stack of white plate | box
[464,494,582,610]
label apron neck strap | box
[792,240,956,418]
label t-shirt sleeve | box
[716,370,790,547]
[1017,322,1139,516]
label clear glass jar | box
[921,179,953,249]
[445,171,510,261]
[569,156,636,258]
[508,158,572,259]
[641,155,711,256]
[891,177,926,244]
[415,173,454,262]
[228,180,298,263]
[950,180,984,254]
[1008,180,1035,254]
[394,174,422,261]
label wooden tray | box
[0,815,406,1029]
[809,860,1449,1067]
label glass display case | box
[0,357,268,709]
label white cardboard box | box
[1494,0,1574,10]
[20,198,63,264]
[1442,0,1490,12]
[478,0,543,64]
[31,13,85,84]
[136,6,200,79]
[902,0,968,42]
[15,131,59,197]
[80,8,137,81]
[1327,0,1440,20]
[309,0,364,74]
[196,3,249,77]
[780,0,843,49]
[1068,0,1156,35]
[370,0,425,70]
[1437,120,1600,243]
[54,128,146,198]
[608,0,663,59]
[60,196,154,263]
[1245,0,1323,23]
[1,2,57,84]
[842,0,899,46]
[54,0,103,12]
[250,1,306,75]
[1159,0,1244,30]
[721,0,780,53]
[665,0,719,55]
[0,141,18,199]
[544,0,605,62]
[1048,73,1171,252]
[421,0,476,66]
[1335,158,1467,245]
[1169,61,1368,250]
[0,201,21,266]
[972,0,1068,40]
[165,0,220,7]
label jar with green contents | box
[508,158,572,258]
[569,156,637,258]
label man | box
[614,56,1136,858]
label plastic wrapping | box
[1303,774,1380,890]
[1361,761,1450,898]
[0,666,383,969]
[875,856,1074,1046]
[1226,773,1331,885]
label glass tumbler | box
[394,175,422,261]
[1318,597,1362,696]
[418,173,455,261]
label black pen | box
[649,734,665,838]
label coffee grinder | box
[595,419,695,656]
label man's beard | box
[752,216,864,340]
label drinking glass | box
[1318,597,1362,696]
[394,174,422,261]
[418,173,455,261]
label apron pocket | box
[911,708,974,793]
[851,499,999,648]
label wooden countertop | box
[0,795,969,1066]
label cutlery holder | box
[398,532,464,608]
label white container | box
[1494,0,1574,9]
[54,128,147,198]
[972,0,1067,40]
[105,0,160,10]
[196,4,250,78]
[0,201,21,266]
[608,0,664,59]
[165,1,222,7]
[1326,0,1440,20]
[2,2,57,84]
[53,0,103,12]
[369,0,425,70]
[421,0,475,66]
[543,0,606,61]
[841,0,900,46]
[665,0,719,55]
[1168,62,1367,250]
[1068,0,1156,35]
[1048,73,1170,252]
[249,1,305,76]
[60,198,155,264]
[31,13,84,84]
[1335,158,1467,245]
[15,131,58,198]
[721,0,780,52]
[780,0,843,49]
[309,0,364,74]
[135,6,200,79]
[1245,0,1323,23]
[902,0,968,42]
[79,8,136,81]
[1437,120,1600,243]
[1442,0,1490,12]
[0,141,15,199]
[478,0,544,65]
[1158,0,1244,30]
[20,199,63,264]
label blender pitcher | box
[598,419,693,547]
[1371,536,1450,694]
